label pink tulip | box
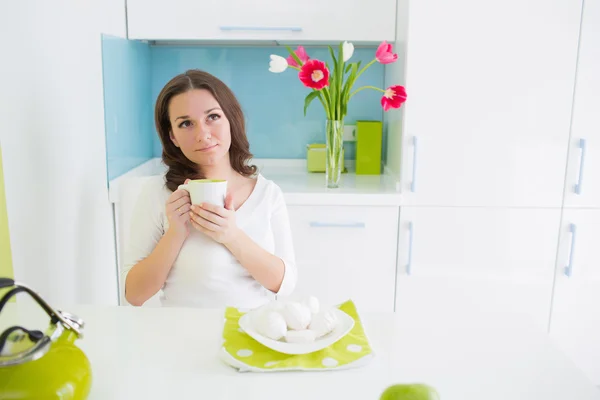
[298,60,330,90]
[287,46,310,67]
[376,41,398,64]
[381,85,407,111]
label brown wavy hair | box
[155,69,257,192]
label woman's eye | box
[178,120,192,128]
[207,114,220,122]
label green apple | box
[380,383,440,400]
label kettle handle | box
[0,278,82,337]
[0,278,14,288]
[0,286,56,319]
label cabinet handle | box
[309,222,365,229]
[564,223,577,277]
[406,221,414,275]
[411,136,418,192]
[219,26,303,32]
[574,139,586,194]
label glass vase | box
[325,120,344,188]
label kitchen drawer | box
[285,205,399,312]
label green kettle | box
[0,277,92,399]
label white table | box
[2,301,599,400]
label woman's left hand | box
[189,194,241,245]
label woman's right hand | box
[166,179,192,240]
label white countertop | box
[108,158,402,206]
[3,301,599,400]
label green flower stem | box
[337,46,344,121]
[326,120,344,187]
[317,92,329,118]
[322,88,333,120]
[354,58,377,81]
[350,85,386,99]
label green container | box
[306,143,345,173]
[355,120,383,175]
[0,278,92,399]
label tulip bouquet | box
[268,41,407,188]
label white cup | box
[177,179,227,206]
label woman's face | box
[168,89,231,168]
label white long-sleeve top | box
[122,173,297,309]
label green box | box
[306,143,344,172]
[355,120,383,175]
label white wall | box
[0,0,126,306]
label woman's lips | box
[196,144,217,152]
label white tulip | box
[268,54,288,73]
[342,41,354,62]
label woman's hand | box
[189,194,241,245]
[165,179,192,240]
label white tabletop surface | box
[2,301,599,400]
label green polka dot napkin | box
[220,300,374,372]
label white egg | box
[309,309,338,338]
[254,310,287,341]
[281,302,312,331]
[304,296,320,314]
[285,329,317,343]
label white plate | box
[238,308,355,355]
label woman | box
[122,69,297,309]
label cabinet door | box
[128,0,297,41]
[399,0,582,207]
[549,209,600,386]
[288,0,396,43]
[285,205,399,313]
[563,0,600,208]
[127,0,395,42]
[396,206,561,331]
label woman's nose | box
[195,125,211,142]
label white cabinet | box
[398,0,582,207]
[563,0,600,209]
[549,210,600,386]
[395,206,561,330]
[127,0,396,43]
[285,205,399,313]
[549,0,600,386]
